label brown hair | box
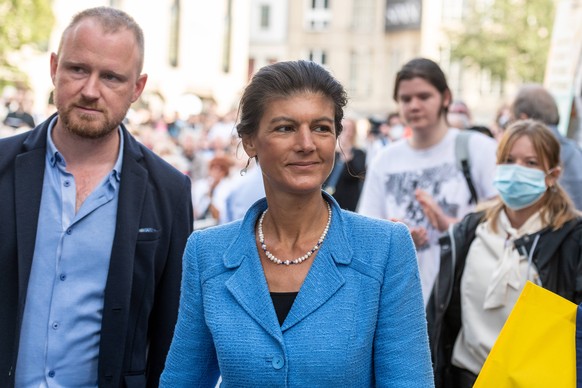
[236,60,348,140]
[484,119,578,231]
[393,58,452,118]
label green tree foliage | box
[447,0,555,83]
[0,0,55,87]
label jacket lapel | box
[15,121,50,306]
[281,252,344,332]
[282,201,352,331]
[224,200,284,343]
[99,129,148,378]
[224,195,353,336]
[225,252,283,341]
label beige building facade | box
[545,0,582,139]
[15,0,251,121]
[11,0,526,128]
[249,0,510,125]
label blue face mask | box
[493,164,549,210]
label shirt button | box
[271,355,284,370]
[66,228,72,235]
[64,180,71,187]
[48,370,55,378]
[59,274,67,281]
[52,322,59,330]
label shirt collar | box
[46,116,63,168]
[46,117,124,180]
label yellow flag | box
[474,281,577,387]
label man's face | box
[50,17,147,139]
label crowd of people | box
[2,5,582,387]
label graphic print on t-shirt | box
[384,162,461,251]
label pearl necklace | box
[258,201,332,265]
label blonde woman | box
[427,119,582,387]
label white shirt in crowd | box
[358,128,498,304]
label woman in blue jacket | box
[161,60,434,387]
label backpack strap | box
[455,130,478,205]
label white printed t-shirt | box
[358,128,498,304]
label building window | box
[169,0,180,67]
[441,0,468,22]
[349,50,372,97]
[385,0,422,31]
[305,0,331,31]
[310,0,330,9]
[309,49,327,66]
[222,0,233,73]
[349,51,358,95]
[352,0,375,32]
[260,4,271,29]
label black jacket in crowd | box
[426,211,582,388]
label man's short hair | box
[512,84,560,126]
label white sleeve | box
[357,154,388,219]
[468,133,498,200]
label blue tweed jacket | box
[161,194,434,387]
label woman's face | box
[396,77,449,134]
[503,135,542,169]
[502,134,558,186]
[243,92,337,196]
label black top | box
[270,292,298,326]
[323,149,366,211]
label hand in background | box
[409,225,429,248]
[390,217,428,248]
[415,189,458,232]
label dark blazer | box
[0,114,194,388]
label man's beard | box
[58,98,129,140]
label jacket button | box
[272,355,284,370]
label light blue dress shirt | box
[15,117,123,387]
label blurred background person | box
[365,112,408,166]
[386,111,409,141]
[492,103,512,141]
[222,159,265,224]
[448,99,494,138]
[3,97,35,130]
[323,117,366,211]
[447,100,472,130]
[365,115,389,165]
[511,83,582,210]
[358,58,498,304]
[192,155,235,226]
[427,119,582,388]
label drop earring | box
[240,157,253,176]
